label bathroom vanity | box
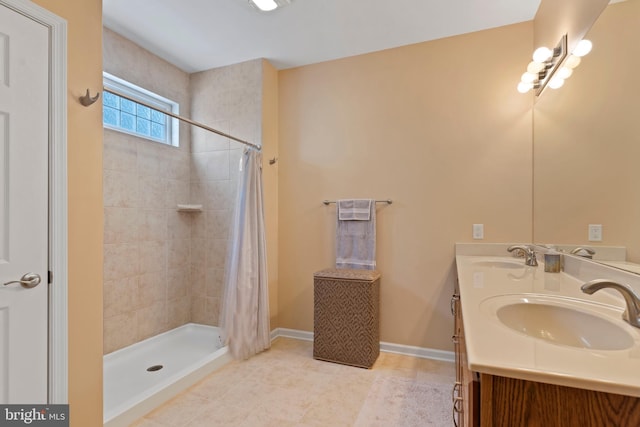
[453,244,640,427]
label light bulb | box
[527,61,545,74]
[556,67,573,80]
[521,72,537,84]
[250,0,278,11]
[532,47,553,63]
[573,39,592,57]
[564,55,581,69]
[517,82,533,93]
[548,76,565,89]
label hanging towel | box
[338,199,371,221]
[336,199,376,270]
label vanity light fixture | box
[249,0,291,12]
[517,35,593,95]
[517,34,567,95]
[564,55,581,69]
[573,39,593,57]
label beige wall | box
[278,22,534,350]
[534,0,608,54]
[102,29,193,353]
[262,60,280,327]
[30,0,104,425]
[534,0,640,260]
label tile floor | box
[131,338,455,427]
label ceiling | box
[103,0,541,73]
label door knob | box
[3,273,41,288]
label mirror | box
[533,0,640,271]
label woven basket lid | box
[313,268,381,282]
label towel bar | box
[323,199,392,205]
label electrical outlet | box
[472,224,484,240]
[588,224,603,242]
[473,272,484,288]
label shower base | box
[103,323,231,427]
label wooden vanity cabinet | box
[452,292,480,427]
[452,291,640,427]
[480,374,640,426]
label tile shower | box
[102,27,265,424]
[102,28,263,354]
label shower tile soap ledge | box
[176,204,203,212]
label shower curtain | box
[220,148,270,359]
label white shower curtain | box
[220,148,270,359]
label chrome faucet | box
[507,245,538,266]
[570,247,596,258]
[581,280,640,328]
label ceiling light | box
[250,0,278,11]
[249,0,291,12]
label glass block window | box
[103,72,179,147]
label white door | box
[0,3,50,403]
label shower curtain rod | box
[103,87,261,151]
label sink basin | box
[472,260,524,269]
[481,295,634,350]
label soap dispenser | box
[544,249,562,273]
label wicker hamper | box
[313,268,381,368]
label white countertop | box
[600,260,640,275]
[456,245,640,398]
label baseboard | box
[379,341,454,362]
[271,327,314,342]
[270,328,454,363]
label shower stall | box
[102,28,268,426]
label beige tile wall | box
[103,30,267,353]
[189,59,264,326]
[103,29,193,354]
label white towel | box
[338,199,371,221]
[336,199,376,270]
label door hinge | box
[48,270,52,284]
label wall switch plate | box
[588,224,603,242]
[472,224,484,240]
